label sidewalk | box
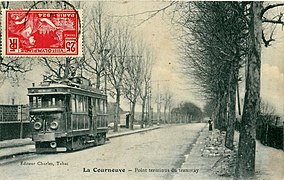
[0,125,161,161]
[173,127,284,180]
[173,127,231,180]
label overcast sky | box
[102,1,284,114]
[0,1,283,114]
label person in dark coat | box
[208,119,213,131]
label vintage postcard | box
[0,1,283,180]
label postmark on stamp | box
[2,9,82,57]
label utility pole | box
[146,84,151,127]
[152,80,169,125]
[157,81,160,125]
[101,49,110,95]
[19,105,23,139]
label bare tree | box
[235,2,284,179]
[84,2,113,91]
[178,2,248,151]
[139,49,154,128]
[0,2,34,84]
[40,57,84,79]
[162,89,173,123]
[123,39,144,130]
[31,1,87,81]
[106,25,132,132]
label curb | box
[0,126,161,162]
[0,141,35,149]
[0,148,36,162]
[107,126,161,139]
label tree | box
[84,2,113,91]
[171,101,203,123]
[0,2,34,84]
[234,2,262,178]
[123,54,144,130]
[40,57,84,79]
[139,49,154,127]
[161,88,173,123]
[106,25,132,132]
[178,2,248,150]
[235,2,284,179]
[29,1,87,81]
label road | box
[1,123,205,180]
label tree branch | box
[261,3,284,18]
[262,19,284,25]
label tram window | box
[103,117,107,127]
[52,98,56,106]
[72,95,76,112]
[30,96,40,108]
[30,95,64,108]
[85,117,89,129]
[32,97,37,107]
[84,97,88,113]
[100,118,103,127]
[78,116,84,129]
[72,95,88,113]
[96,99,101,113]
[93,98,97,111]
[97,117,101,127]
[72,115,78,130]
[102,100,106,114]
[77,96,81,112]
[57,98,63,106]
[100,100,104,113]
[38,97,42,107]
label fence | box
[256,115,284,150]
[0,105,31,141]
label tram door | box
[91,98,97,134]
[88,97,94,133]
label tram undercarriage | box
[35,133,107,153]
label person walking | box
[208,119,213,131]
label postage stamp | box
[2,9,82,57]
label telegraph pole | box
[147,83,152,126]
[157,81,160,125]
[152,80,169,125]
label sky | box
[0,1,283,115]
[103,1,284,114]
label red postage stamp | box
[2,9,82,57]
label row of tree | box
[171,101,203,123]
[177,1,284,179]
[0,1,157,132]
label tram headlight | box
[50,142,57,148]
[50,121,59,130]
[34,122,42,130]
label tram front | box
[28,84,69,153]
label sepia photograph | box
[0,1,283,180]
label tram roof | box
[28,82,106,98]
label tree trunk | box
[168,105,172,123]
[225,71,236,150]
[130,101,136,130]
[235,2,262,179]
[164,104,167,123]
[141,99,145,128]
[218,91,228,132]
[63,58,70,79]
[114,90,120,132]
[96,73,101,90]
[214,95,221,129]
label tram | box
[28,77,108,153]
